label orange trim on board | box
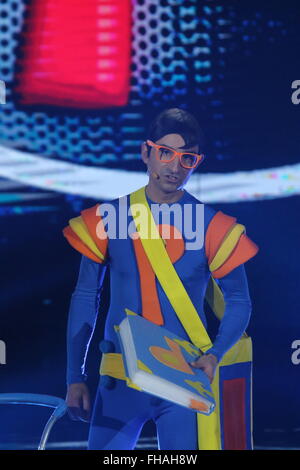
[189,399,210,413]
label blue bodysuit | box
[65,189,254,450]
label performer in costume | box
[63,108,259,450]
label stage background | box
[0,0,299,449]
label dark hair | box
[146,107,205,153]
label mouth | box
[164,174,179,184]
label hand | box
[189,354,218,384]
[65,382,91,422]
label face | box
[141,133,201,193]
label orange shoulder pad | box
[205,211,259,278]
[62,203,108,263]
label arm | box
[67,254,108,385]
[62,204,109,420]
[204,263,252,362]
[65,254,107,422]
[190,264,252,382]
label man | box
[63,108,258,450]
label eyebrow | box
[159,143,196,151]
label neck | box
[145,181,185,204]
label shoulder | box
[183,190,218,230]
[79,194,129,231]
[184,196,260,278]
[62,197,118,265]
[184,188,247,244]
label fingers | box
[67,402,90,422]
[67,406,82,421]
[82,390,90,411]
[82,392,91,422]
[207,372,214,384]
[66,386,91,422]
[189,358,216,383]
[66,392,81,412]
[199,367,213,384]
[189,361,206,369]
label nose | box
[168,155,181,174]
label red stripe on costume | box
[223,378,247,450]
[81,204,108,260]
[62,225,104,264]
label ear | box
[193,154,204,172]
[141,141,149,165]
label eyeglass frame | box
[146,139,205,169]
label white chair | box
[0,393,67,450]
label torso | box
[101,190,217,351]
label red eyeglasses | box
[146,139,205,169]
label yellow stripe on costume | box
[69,216,105,261]
[197,366,221,450]
[121,186,252,450]
[196,335,252,450]
[197,225,252,449]
[209,223,245,272]
[99,352,142,391]
[125,308,138,316]
[130,188,213,353]
[206,224,248,335]
[205,277,225,321]
[219,335,252,365]
[100,353,126,380]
